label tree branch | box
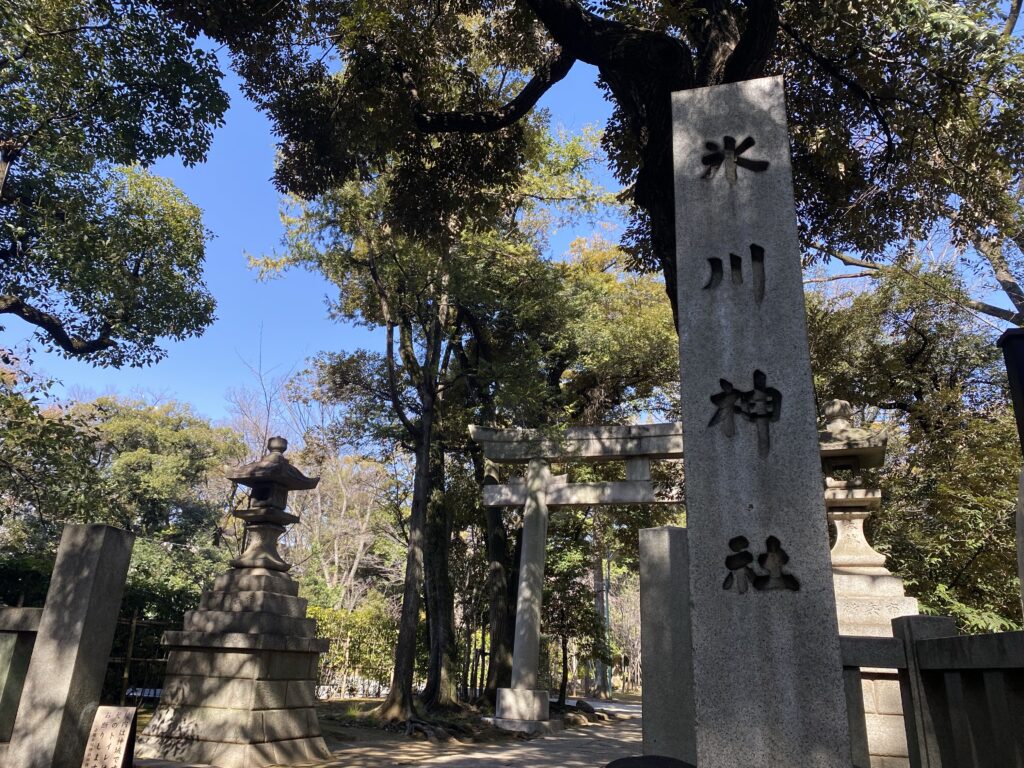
[1003,0,1022,38]
[803,270,877,284]
[406,48,576,133]
[975,236,1024,317]
[0,144,19,202]
[808,242,1024,326]
[723,0,779,83]
[808,242,883,270]
[363,251,420,440]
[0,294,115,355]
[522,0,693,84]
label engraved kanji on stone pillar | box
[673,76,852,768]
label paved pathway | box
[317,700,642,768]
[137,700,642,768]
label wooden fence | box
[841,616,1024,768]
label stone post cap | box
[822,399,854,430]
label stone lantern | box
[818,400,918,768]
[819,399,890,602]
[226,436,318,572]
[137,438,332,768]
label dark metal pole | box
[997,329,1024,619]
[997,329,1024,457]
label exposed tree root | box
[404,717,452,742]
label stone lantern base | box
[136,568,331,768]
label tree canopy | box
[157,0,1024,325]
[807,264,1022,631]
[1,0,228,365]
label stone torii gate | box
[471,406,896,736]
[469,422,685,732]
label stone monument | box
[136,437,332,768]
[672,76,852,767]
[5,524,135,768]
[820,399,918,768]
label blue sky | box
[0,61,615,420]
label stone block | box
[165,649,258,679]
[870,677,904,717]
[266,650,318,680]
[262,707,317,741]
[163,630,328,654]
[833,573,909,597]
[183,609,316,637]
[253,680,288,710]
[864,714,910,757]
[140,720,327,768]
[871,757,910,768]
[6,524,134,768]
[137,735,255,768]
[200,590,308,617]
[213,570,299,596]
[835,596,920,636]
[276,735,332,763]
[495,688,549,721]
[143,704,265,744]
[860,678,877,714]
[488,716,564,735]
[161,675,269,710]
[639,526,696,765]
[0,608,42,633]
[286,679,316,708]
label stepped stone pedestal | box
[137,438,331,768]
[820,401,918,768]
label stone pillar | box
[639,527,696,764]
[0,607,41,742]
[672,76,852,767]
[136,438,331,768]
[496,457,554,729]
[6,524,135,768]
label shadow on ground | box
[135,698,642,768]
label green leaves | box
[1,0,227,167]
[1,0,227,366]
[807,265,1022,631]
[3,165,216,366]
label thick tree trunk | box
[482,502,514,703]
[376,426,432,721]
[558,635,569,708]
[474,455,517,705]
[592,547,610,698]
[421,444,460,711]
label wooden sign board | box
[81,706,137,768]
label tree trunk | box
[477,455,516,704]
[486,517,521,703]
[592,535,610,698]
[421,443,460,711]
[558,634,569,708]
[376,428,432,721]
